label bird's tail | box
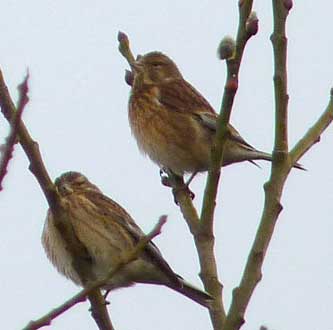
[169,278,213,308]
[246,150,306,170]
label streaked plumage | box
[42,171,212,307]
[128,52,303,176]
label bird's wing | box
[84,191,181,286]
[195,112,257,150]
[158,79,216,114]
[194,112,218,131]
[227,125,257,150]
[158,81,256,150]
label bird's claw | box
[172,185,195,205]
[103,290,111,305]
[159,168,195,203]
[159,168,172,187]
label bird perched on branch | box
[42,171,212,307]
[127,51,303,181]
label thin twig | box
[201,0,254,244]
[223,2,333,329]
[88,290,115,330]
[290,88,333,164]
[166,172,200,234]
[223,2,292,329]
[22,216,167,330]
[0,72,29,190]
[118,31,136,66]
[0,70,57,206]
[270,0,289,166]
[166,174,225,329]
[197,1,255,328]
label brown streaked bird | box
[128,52,304,180]
[42,171,212,307]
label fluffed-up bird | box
[42,171,212,307]
[127,51,303,180]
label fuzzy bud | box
[217,36,236,60]
[246,12,259,37]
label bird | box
[127,51,304,180]
[42,171,212,307]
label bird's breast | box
[128,88,212,175]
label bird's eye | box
[75,176,86,185]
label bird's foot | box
[160,168,172,187]
[159,168,195,204]
[172,185,195,204]
[102,290,111,305]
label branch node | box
[283,0,293,11]
[277,202,283,215]
[225,75,238,93]
[197,231,215,243]
[252,251,264,275]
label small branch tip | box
[117,31,128,43]
[156,218,166,234]
[159,214,168,225]
[18,72,30,95]
[118,32,136,66]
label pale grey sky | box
[1,1,332,330]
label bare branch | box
[88,290,115,330]
[290,89,333,164]
[0,72,29,190]
[201,0,255,242]
[0,69,56,206]
[222,2,333,330]
[22,216,167,330]
[198,1,256,328]
[223,2,292,329]
[165,172,200,235]
[270,0,290,166]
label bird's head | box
[55,171,100,196]
[131,52,183,86]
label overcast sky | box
[1,1,332,330]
